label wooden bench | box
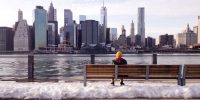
[180,64,200,85]
[84,64,185,86]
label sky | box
[0,0,200,39]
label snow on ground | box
[0,81,200,99]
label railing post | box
[90,54,95,64]
[152,53,157,64]
[28,54,34,81]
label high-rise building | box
[48,2,59,47]
[110,28,117,42]
[48,2,57,21]
[135,34,141,47]
[59,27,65,43]
[64,9,73,26]
[81,20,99,45]
[18,9,23,21]
[121,25,126,36]
[64,21,77,48]
[130,21,135,45]
[0,27,14,51]
[145,37,156,50]
[79,15,86,22]
[14,10,32,51]
[106,28,110,44]
[33,6,47,50]
[137,7,145,47]
[198,16,200,43]
[48,21,58,47]
[193,26,198,34]
[177,24,197,48]
[159,34,174,48]
[100,1,107,43]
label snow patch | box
[0,81,199,99]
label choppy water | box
[0,54,200,80]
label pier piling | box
[91,54,95,64]
[152,53,157,64]
[28,54,34,81]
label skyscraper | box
[177,24,197,48]
[100,0,107,43]
[198,16,200,43]
[14,10,31,51]
[110,28,117,42]
[64,9,73,26]
[159,34,174,48]
[81,20,99,45]
[0,27,14,51]
[48,2,59,47]
[130,21,135,45]
[79,15,86,22]
[121,25,126,36]
[18,9,23,21]
[137,7,145,47]
[33,6,47,50]
[48,2,57,21]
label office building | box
[193,26,198,34]
[159,34,174,48]
[177,24,197,48]
[110,28,117,42]
[198,16,200,43]
[81,20,99,45]
[64,21,77,48]
[135,34,141,47]
[121,25,126,36]
[0,27,14,51]
[106,28,110,44]
[100,1,107,43]
[48,21,59,47]
[137,7,145,47]
[14,10,32,51]
[79,15,86,22]
[48,2,57,21]
[145,37,156,50]
[130,20,135,45]
[48,2,59,47]
[33,6,47,50]
[18,9,23,21]
[64,9,73,26]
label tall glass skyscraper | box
[137,7,145,47]
[33,6,47,50]
[64,9,73,26]
[100,1,107,43]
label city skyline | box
[0,0,200,39]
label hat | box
[116,51,122,58]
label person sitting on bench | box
[111,51,127,85]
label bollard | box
[28,54,34,81]
[90,54,95,64]
[152,53,157,64]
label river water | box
[0,54,200,81]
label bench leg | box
[178,78,185,86]
[84,79,87,87]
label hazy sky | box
[0,0,200,39]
